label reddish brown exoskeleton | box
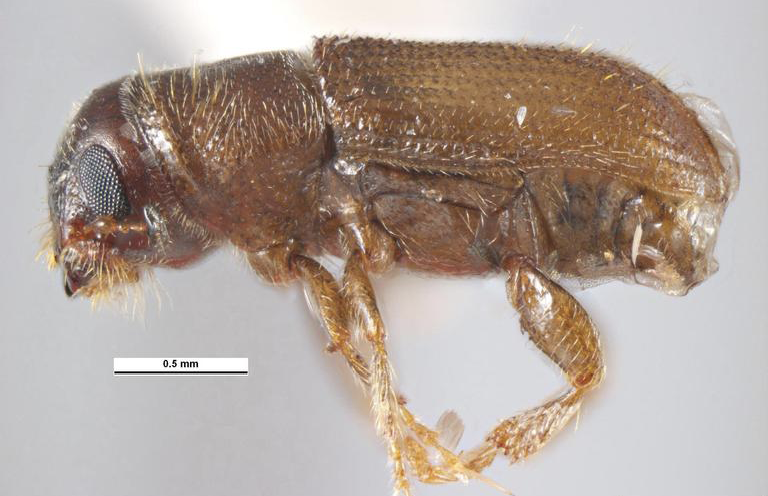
[42,37,738,495]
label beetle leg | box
[245,243,366,373]
[341,222,396,274]
[463,256,605,470]
[292,253,415,494]
[245,242,301,286]
[291,255,371,384]
[292,244,510,494]
[343,249,508,493]
[341,249,415,493]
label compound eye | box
[76,145,130,219]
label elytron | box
[42,36,738,494]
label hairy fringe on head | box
[35,224,58,271]
[37,221,166,319]
[83,261,164,320]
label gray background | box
[1,0,766,495]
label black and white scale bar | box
[114,358,248,376]
[114,370,248,376]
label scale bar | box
[114,358,248,376]
[114,371,248,375]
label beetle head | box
[44,79,212,300]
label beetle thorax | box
[120,51,331,252]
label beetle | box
[42,36,738,495]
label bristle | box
[143,268,168,311]
[35,224,58,270]
[86,258,147,319]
